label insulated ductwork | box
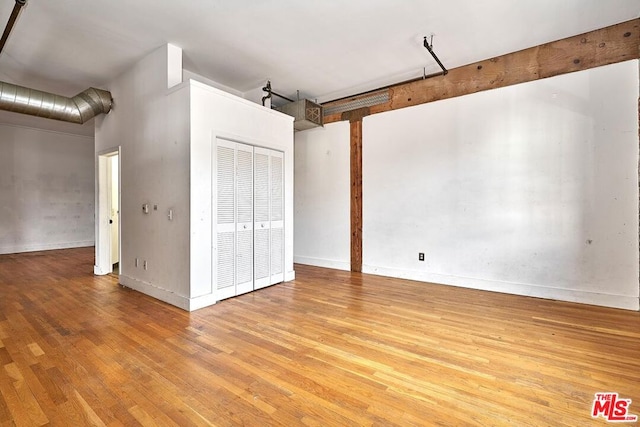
[275,99,323,131]
[0,80,113,124]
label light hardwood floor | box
[0,247,639,426]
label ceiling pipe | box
[0,81,113,124]
[0,1,113,123]
[423,35,448,76]
[0,0,26,56]
[262,80,294,107]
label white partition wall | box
[96,44,294,311]
[190,81,294,310]
[95,44,192,309]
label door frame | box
[95,147,121,275]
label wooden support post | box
[342,108,369,272]
[350,119,362,272]
[323,19,639,124]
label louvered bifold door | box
[215,139,237,300]
[215,140,284,299]
[269,150,285,285]
[254,148,271,290]
[235,143,254,296]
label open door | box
[95,148,120,276]
[108,155,120,270]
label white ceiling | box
[0,0,638,136]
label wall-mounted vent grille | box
[323,91,389,116]
[275,99,323,131]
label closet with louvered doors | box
[253,147,284,289]
[214,138,284,300]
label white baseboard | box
[362,265,640,311]
[94,265,109,275]
[119,274,191,311]
[285,269,296,281]
[187,293,218,311]
[118,271,298,312]
[0,240,94,255]
[294,256,350,271]
[119,274,224,312]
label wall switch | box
[135,258,139,267]
[143,260,147,270]
[142,203,149,214]
[168,209,173,221]
[418,252,425,261]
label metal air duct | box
[0,81,113,124]
[275,99,323,131]
[262,81,323,131]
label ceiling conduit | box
[0,0,25,54]
[0,0,113,124]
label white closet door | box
[235,143,254,295]
[215,140,284,299]
[254,147,271,290]
[270,151,285,285]
[215,139,237,300]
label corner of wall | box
[120,274,191,311]
[167,44,183,89]
[95,41,192,311]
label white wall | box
[294,122,351,270]
[95,43,295,310]
[183,70,244,98]
[0,125,94,254]
[295,60,639,310]
[95,44,192,309]
[189,80,295,310]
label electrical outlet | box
[418,252,425,261]
[143,260,148,270]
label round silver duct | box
[0,80,113,124]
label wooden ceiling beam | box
[323,18,639,124]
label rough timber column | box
[343,107,369,272]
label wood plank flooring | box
[0,247,639,426]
